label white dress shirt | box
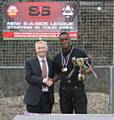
[37,56,49,92]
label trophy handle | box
[85,59,98,79]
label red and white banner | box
[3,2,78,39]
[2,32,78,38]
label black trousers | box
[59,86,87,114]
[27,92,53,113]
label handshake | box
[43,78,53,87]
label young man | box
[24,41,54,113]
[53,32,92,114]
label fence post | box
[110,65,114,113]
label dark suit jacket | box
[24,57,54,105]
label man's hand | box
[80,67,91,75]
[43,78,53,87]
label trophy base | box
[78,73,85,81]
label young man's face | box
[59,34,70,49]
[35,43,47,57]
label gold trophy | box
[76,58,85,81]
[73,57,98,81]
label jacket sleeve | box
[53,54,61,74]
[25,60,42,86]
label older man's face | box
[35,43,47,57]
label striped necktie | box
[41,59,47,78]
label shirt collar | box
[37,56,46,62]
[62,46,72,56]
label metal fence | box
[0,0,113,66]
[0,0,113,116]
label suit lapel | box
[34,57,42,74]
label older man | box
[24,41,54,113]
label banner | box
[3,2,78,40]
[13,113,114,120]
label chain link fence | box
[0,1,113,118]
[0,0,113,66]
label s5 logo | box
[28,6,51,16]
